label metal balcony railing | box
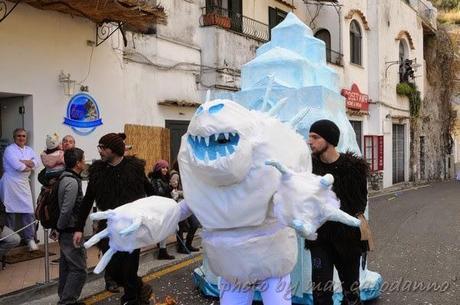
[326,48,344,66]
[406,0,437,31]
[201,5,269,42]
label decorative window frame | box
[344,9,370,31]
[395,30,415,50]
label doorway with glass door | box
[0,94,27,178]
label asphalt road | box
[86,180,460,305]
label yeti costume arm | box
[266,160,360,240]
[84,196,187,273]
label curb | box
[368,182,431,199]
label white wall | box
[366,0,425,187]
[0,3,200,244]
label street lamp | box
[58,71,76,96]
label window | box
[315,29,331,63]
[399,40,410,82]
[350,20,362,65]
[349,120,363,152]
[268,7,287,37]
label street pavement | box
[87,180,459,305]
[22,180,460,305]
[365,180,459,305]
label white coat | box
[0,143,40,213]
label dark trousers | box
[6,213,35,242]
[176,214,200,248]
[310,242,362,305]
[100,239,143,304]
[58,232,87,305]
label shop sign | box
[341,83,369,112]
[63,92,103,135]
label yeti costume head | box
[178,98,310,230]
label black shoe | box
[177,244,188,254]
[157,248,175,260]
[106,282,120,293]
[185,244,200,252]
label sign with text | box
[341,83,369,112]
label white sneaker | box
[28,240,39,251]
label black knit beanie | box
[99,133,125,156]
[309,119,340,147]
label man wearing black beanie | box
[307,119,371,305]
[75,133,155,305]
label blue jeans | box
[6,213,35,242]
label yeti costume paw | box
[84,196,181,273]
[266,160,361,240]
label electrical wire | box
[78,44,95,85]
[123,49,241,76]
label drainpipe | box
[338,4,342,58]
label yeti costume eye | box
[209,103,224,114]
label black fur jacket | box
[307,152,370,254]
[76,156,153,231]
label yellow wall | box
[243,0,297,24]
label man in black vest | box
[307,120,369,305]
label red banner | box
[377,136,384,171]
[341,83,369,111]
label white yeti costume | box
[84,98,361,305]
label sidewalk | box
[14,238,201,305]
[368,181,431,198]
[0,241,99,296]
[0,234,188,304]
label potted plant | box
[203,11,231,29]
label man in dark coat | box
[307,120,369,305]
[74,133,154,305]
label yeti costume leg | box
[220,274,292,305]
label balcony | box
[326,48,343,66]
[201,5,269,42]
[405,0,437,33]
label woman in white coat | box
[0,128,40,251]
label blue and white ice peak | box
[216,12,360,154]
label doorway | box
[0,94,26,177]
[165,120,190,166]
[392,124,405,183]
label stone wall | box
[410,27,456,182]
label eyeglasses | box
[15,134,26,138]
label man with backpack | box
[56,148,87,305]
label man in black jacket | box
[307,120,369,305]
[74,133,154,305]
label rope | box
[0,220,38,242]
[175,232,207,279]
